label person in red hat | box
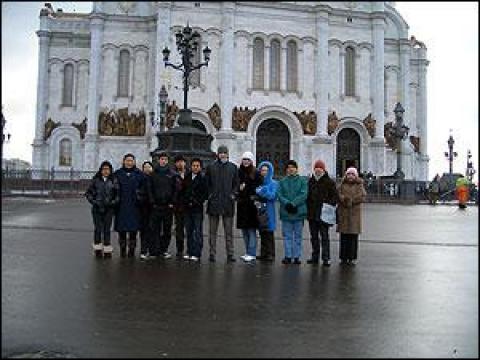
[306,159,338,266]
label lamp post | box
[466,149,475,182]
[444,130,457,175]
[151,24,215,165]
[1,109,12,168]
[388,102,409,179]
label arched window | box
[189,36,202,88]
[62,64,74,106]
[118,49,130,97]
[252,38,264,89]
[59,138,72,167]
[270,39,281,90]
[286,40,298,91]
[345,46,355,96]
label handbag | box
[320,203,337,225]
[254,200,269,230]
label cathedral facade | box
[32,1,429,179]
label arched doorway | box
[256,119,290,178]
[336,128,361,178]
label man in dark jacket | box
[183,158,208,261]
[205,145,239,263]
[85,161,120,258]
[306,159,338,266]
[148,152,178,259]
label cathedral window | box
[189,35,201,88]
[59,138,72,167]
[62,63,74,106]
[286,40,298,92]
[252,37,264,89]
[118,49,130,97]
[270,39,281,90]
[345,46,355,96]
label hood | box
[258,161,274,183]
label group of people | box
[84,145,366,266]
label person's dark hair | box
[157,152,169,159]
[142,161,153,171]
[174,154,186,163]
[123,153,135,161]
[286,160,298,169]
[191,157,203,167]
[95,160,114,179]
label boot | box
[120,247,127,258]
[282,257,292,264]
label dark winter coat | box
[337,177,366,234]
[306,172,339,222]
[255,161,278,232]
[278,174,308,221]
[85,175,120,211]
[114,167,144,232]
[148,165,178,210]
[205,160,239,217]
[183,171,209,214]
[236,164,262,229]
[136,173,153,224]
[173,170,187,214]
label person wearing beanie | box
[337,167,366,265]
[205,144,239,263]
[237,151,262,263]
[306,159,338,266]
[113,154,144,258]
[277,159,308,265]
[84,160,120,259]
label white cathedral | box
[32,1,429,179]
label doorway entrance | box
[256,119,290,178]
[336,128,361,178]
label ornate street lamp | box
[466,149,475,182]
[387,102,409,179]
[150,24,215,165]
[444,130,457,175]
[1,109,12,165]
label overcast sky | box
[1,2,478,181]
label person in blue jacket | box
[255,161,278,262]
[114,153,144,258]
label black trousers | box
[139,212,154,255]
[174,212,185,255]
[92,207,114,246]
[151,208,173,256]
[259,230,275,258]
[118,231,137,250]
[308,220,331,261]
[339,233,359,261]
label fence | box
[1,168,478,204]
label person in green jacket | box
[277,160,308,264]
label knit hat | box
[241,151,255,165]
[345,167,358,178]
[217,145,229,154]
[313,159,326,171]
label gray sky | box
[1,2,478,182]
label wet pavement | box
[2,198,478,358]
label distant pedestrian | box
[205,145,239,263]
[428,174,440,205]
[337,167,366,265]
[85,161,119,259]
[114,154,144,258]
[137,161,154,260]
[456,175,470,209]
[237,151,262,263]
[277,160,308,265]
[183,158,208,262]
[255,161,278,262]
[306,159,338,266]
[173,154,188,259]
[148,152,178,259]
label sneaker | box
[322,260,331,267]
[282,257,292,264]
[190,256,199,262]
[244,255,256,262]
[240,254,248,262]
[140,253,149,260]
[227,255,236,263]
[293,258,301,265]
[209,255,216,263]
[183,254,191,260]
[163,252,172,259]
[349,260,357,266]
[306,258,319,265]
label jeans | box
[241,228,257,257]
[151,208,174,256]
[174,212,185,255]
[308,220,330,261]
[185,212,204,258]
[282,220,303,259]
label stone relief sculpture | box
[72,117,87,139]
[207,103,222,130]
[98,108,146,136]
[384,122,397,150]
[232,106,257,131]
[327,111,340,135]
[363,113,376,138]
[293,110,317,135]
[409,135,420,153]
[166,101,179,129]
[44,118,61,140]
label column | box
[400,41,411,132]
[280,45,287,94]
[264,44,270,94]
[418,52,429,155]
[372,10,385,138]
[219,2,235,131]
[315,11,329,136]
[246,40,253,93]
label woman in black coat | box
[237,151,262,262]
[85,161,120,259]
[114,153,144,258]
[137,161,154,260]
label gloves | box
[285,203,298,214]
